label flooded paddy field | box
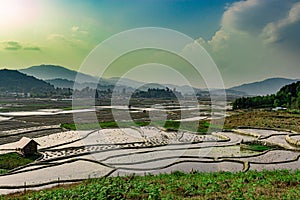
[0,98,299,194]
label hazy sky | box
[0,0,299,87]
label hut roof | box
[17,137,39,149]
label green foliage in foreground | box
[61,120,216,133]
[4,170,300,199]
[0,152,40,172]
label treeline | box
[26,88,71,98]
[132,87,183,99]
[72,87,183,100]
[233,81,300,110]
[0,88,72,98]
[72,87,112,99]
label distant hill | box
[45,78,75,89]
[109,77,201,95]
[0,69,56,95]
[19,64,100,83]
[229,78,300,96]
[233,81,300,109]
[46,78,109,90]
[21,66,201,94]
[18,65,299,97]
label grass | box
[240,143,274,152]
[0,169,7,175]
[287,109,300,115]
[60,120,217,134]
[224,110,300,132]
[61,121,150,130]
[162,120,216,133]
[62,106,91,111]
[0,152,40,172]
[3,170,300,199]
[62,110,300,133]
[0,99,72,112]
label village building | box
[16,137,39,156]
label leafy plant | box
[4,170,300,200]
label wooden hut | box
[16,137,39,156]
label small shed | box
[16,137,39,156]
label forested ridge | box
[0,69,70,97]
[233,81,300,110]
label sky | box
[0,0,299,88]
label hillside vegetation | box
[0,70,55,93]
[0,69,70,98]
[224,110,300,132]
[233,81,300,110]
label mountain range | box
[20,65,199,94]
[6,64,298,96]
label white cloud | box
[222,0,296,34]
[262,2,300,49]
[0,41,41,51]
[221,0,300,50]
[47,34,66,40]
[71,26,89,36]
[207,29,230,52]
[193,0,300,87]
[71,26,80,32]
[47,33,86,48]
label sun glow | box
[0,0,38,27]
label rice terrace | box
[0,94,299,199]
[1,0,300,199]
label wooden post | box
[24,182,26,194]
